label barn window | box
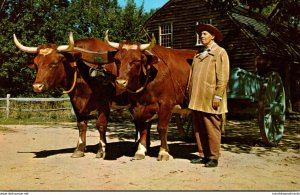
[159,23,173,48]
[196,19,212,46]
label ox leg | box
[146,122,152,150]
[133,121,148,160]
[95,106,110,159]
[157,106,173,161]
[71,120,87,158]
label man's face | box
[200,30,215,46]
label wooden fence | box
[0,94,72,119]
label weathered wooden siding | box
[144,0,258,72]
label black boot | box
[204,159,218,167]
[191,157,209,164]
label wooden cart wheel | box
[258,72,285,146]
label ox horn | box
[139,33,156,51]
[57,32,75,52]
[104,30,120,49]
[13,34,38,53]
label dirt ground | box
[0,117,299,191]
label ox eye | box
[49,63,58,68]
[130,61,141,66]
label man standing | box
[188,24,230,168]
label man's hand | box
[212,98,221,110]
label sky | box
[118,0,169,12]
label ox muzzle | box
[115,79,128,94]
[32,83,47,93]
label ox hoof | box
[157,150,172,161]
[132,143,147,160]
[157,154,169,161]
[71,150,85,158]
[96,151,106,159]
[132,153,146,160]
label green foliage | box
[0,0,152,97]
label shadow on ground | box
[19,141,198,160]
[18,117,299,160]
[222,119,299,155]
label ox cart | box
[174,67,286,146]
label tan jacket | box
[188,43,230,114]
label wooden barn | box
[143,0,300,112]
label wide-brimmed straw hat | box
[195,24,223,43]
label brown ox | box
[104,31,197,161]
[14,33,120,158]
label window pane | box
[160,23,172,48]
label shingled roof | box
[227,8,300,63]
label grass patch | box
[0,118,76,125]
[0,98,76,124]
[0,125,15,132]
[0,99,132,125]
[0,96,134,125]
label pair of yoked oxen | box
[13,31,197,161]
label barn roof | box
[144,0,300,63]
[227,8,300,63]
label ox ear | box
[144,50,158,65]
[107,51,118,62]
[27,58,36,70]
[27,63,36,70]
[142,50,158,75]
